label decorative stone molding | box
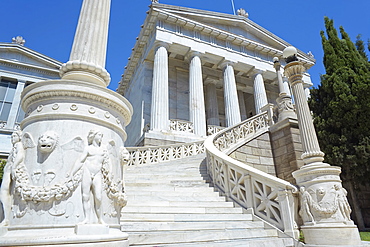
[60,61,111,86]
[21,82,132,126]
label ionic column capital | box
[185,50,203,62]
[154,41,170,51]
[219,60,235,70]
[253,69,265,77]
[204,77,219,86]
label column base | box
[0,227,129,247]
[0,226,8,236]
[301,224,362,246]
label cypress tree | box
[309,17,370,229]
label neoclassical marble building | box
[0,37,61,158]
[118,3,315,147]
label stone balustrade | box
[207,125,225,136]
[126,141,205,166]
[204,111,299,239]
[169,119,194,133]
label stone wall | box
[229,132,276,175]
[269,118,304,184]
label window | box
[0,79,17,121]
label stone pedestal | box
[293,165,362,246]
[0,0,132,246]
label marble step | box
[129,237,294,247]
[120,213,253,222]
[125,181,210,188]
[122,206,243,214]
[125,171,207,177]
[120,221,264,232]
[126,228,278,246]
[124,177,207,183]
[126,162,206,171]
[125,201,234,208]
[126,194,226,202]
[125,185,215,192]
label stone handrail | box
[126,141,205,166]
[204,111,299,239]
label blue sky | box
[1,0,370,91]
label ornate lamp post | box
[283,47,362,246]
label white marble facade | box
[118,3,315,147]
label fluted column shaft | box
[206,82,220,126]
[238,91,247,120]
[285,62,324,165]
[253,71,268,114]
[189,54,206,136]
[223,62,241,127]
[60,0,111,86]
[150,44,169,131]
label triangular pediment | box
[152,4,314,63]
[0,43,61,71]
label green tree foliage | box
[309,17,370,185]
[0,159,6,185]
[356,35,368,60]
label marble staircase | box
[121,154,295,247]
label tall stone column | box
[150,42,169,131]
[273,57,296,121]
[60,0,111,87]
[253,70,268,114]
[238,90,247,121]
[205,80,220,126]
[188,52,206,136]
[222,61,241,127]
[283,47,361,246]
[0,0,131,245]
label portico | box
[118,3,315,146]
